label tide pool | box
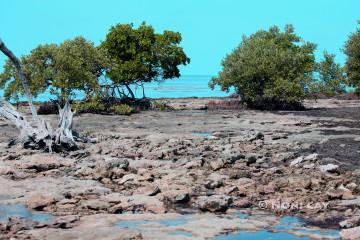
[0,204,54,222]
[114,211,340,240]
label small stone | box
[222,153,244,164]
[346,182,358,191]
[326,189,343,200]
[237,178,255,186]
[290,156,304,167]
[51,216,80,229]
[163,190,190,203]
[0,166,15,175]
[304,153,318,161]
[112,168,127,179]
[209,160,224,171]
[26,194,56,210]
[339,220,350,228]
[303,163,315,169]
[342,191,356,200]
[204,179,223,189]
[108,204,123,214]
[233,198,251,208]
[147,186,161,196]
[271,133,288,140]
[229,170,251,179]
[246,155,257,166]
[17,155,65,172]
[319,164,339,173]
[81,199,111,210]
[95,157,129,179]
[239,130,264,142]
[196,195,233,212]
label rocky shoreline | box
[0,98,359,239]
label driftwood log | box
[0,38,82,152]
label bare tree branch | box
[0,38,40,126]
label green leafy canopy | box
[210,25,316,104]
[0,37,108,102]
[310,51,346,96]
[101,22,190,98]
[344,21,360,93]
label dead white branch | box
[0,38,82,152]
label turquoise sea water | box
[137,75,233,99]
[0,75,233,102]
[0,75,355,102]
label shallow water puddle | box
[0,195,10,201]
[115,215,193,237]
[217,215,340,240]
[158,217,188,227]
[115,212,340,240]
[116,216,189,229]
[0,204,54,222]
[192,131,213,138]
[216,230,310,240]
[115,219,150,228]
[274,216,340,238]
[169,230,193,237]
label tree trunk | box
[141,83,146,99]
[125,84,135,99]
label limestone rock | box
[163,190,190,203]
[17,155,67,172]
[319,164,339,173]
[196,195,233,212]
[81,199,111,211]
[341,226,360,240]
[26,194,56,210]
[95,157,129,179]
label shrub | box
[207,100,243,111]
[111,104,135,115]
[151,100,173,111]
[74,101,106,114]
[74,100,135,115]
[209,25,316,110]
[309,52,347,97]
[37,101,59,115]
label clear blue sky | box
[0,0,359,75]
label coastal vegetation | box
[0,5,360,239]
[210,25,316,109]
[344,21,360,94]
[310,51,347,97]
[0,22,358,114]
[0,23,189,115]
[210,25,351,110]
[0,39,82,152]
[101,23,190,99]
[0,37,107,104]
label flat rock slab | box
[16,154,72,172]
[26,212,271,240]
